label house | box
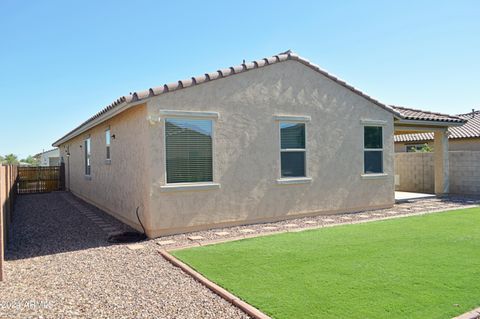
[52,51,464,237]
[395,109,480,152]
[35,148,60,166]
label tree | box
[410,143,433,153]
[2,154,19,165]
[20,155,39,166]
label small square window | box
[364,126,382,149]
[364,151,383,174]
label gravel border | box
[154,195,480,250]
[1,192,479,318]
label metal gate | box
[17,165,65,194]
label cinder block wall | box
[394,152,434,193]
[395,151,480,195]
[449,151,480,195]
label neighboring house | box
[36,148,61,166]
[52,51,463,237]
[395,110,480,152]
[18,162,33,167]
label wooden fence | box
[17,165,62,194]
[1,165,18,281]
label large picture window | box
[165,118,213,183]
[280,122,306,177]
[364,126,383,174]
[84,137,91,176]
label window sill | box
[361,173,388,180]
[276,177,312,185]
[160,182,221,192]
[84,175,92,180]
[105,159,111,165]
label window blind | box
[165,118,213,183]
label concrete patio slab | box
[395,191,436,203]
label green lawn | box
[173,208,480,319]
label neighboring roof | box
[395,110,480,142]
[391,105,465,124]
[52,50,463,147]
[34,148,59,158]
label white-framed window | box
[84,137,91,176]
[279,121,307,178]
[105,128,111,161]
[165,117,214,184]
[363,126,383,174]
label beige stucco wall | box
[58,105,150,232]
[146,60,395,237]
[395,138,480,152]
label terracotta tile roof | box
[54,50,405,146]
[391,105,465,123]
[395,110,480,142]
[52,50,463,146]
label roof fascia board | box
[395,119,464,127]
[52,100,146,147]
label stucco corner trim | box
[160,182,221,192]
[274,115,311,122]
[159,110,219,119]
[360,173,388,180]
[360,119,388,126]
[276,177,312,185]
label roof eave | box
[52,99,146,147]
[49,51,406,146]
[395,118,465,127]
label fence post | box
[60,162,66,191]
[5,166,11,239]
[0,166,6,281]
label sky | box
[0,0,479,159]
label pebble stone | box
[2,193,249,319]
[239,229,255,233]
[127,244,145,250]
[187,236,205,241]
[214,232,230,236]
[157,240,176,246]
[262,226,278,230]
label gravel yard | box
[1,192,479,318]
[1,193,249,319]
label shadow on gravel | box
[5,192,133,261]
